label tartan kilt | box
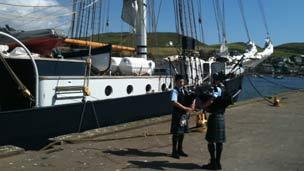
[205,113,226,143]
[170,113,190,134]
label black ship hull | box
[0,91,172,149]
[0,76,243,149]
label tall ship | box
[0,0,271,148]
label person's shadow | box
[104,148,202,170]
[103,148,168,157]
[126,160,201,170]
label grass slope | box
[88,32,304,58]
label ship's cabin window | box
[145,84,152,92]
[105,85,113,96]
[127,85,133,94]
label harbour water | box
[239,76,304,100]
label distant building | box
[290,55,302,65]
[256,63,274,74]
[301,55,304,65]
[272,57,290,64]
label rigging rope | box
[9,0,100,30]
[212,0,222,43]
[67,0,102,39]
[196,0,205,43]
[238,0,251,41]
[101,0,107,33]
[85,0,92,41]
[173,0,181,35]
[181,0,189,36]
[186,0,194,38]
[0,0,91,26]
[212,0,227,44]
[97,0,102,41]
[0,2,62,8]
[257,0,270,36]
[177,0,185,35]
[70,0,77,37]
[155,0,163,31]
[221,0,227,43]
[190,0,198,40]
[91,0,97,37]
[78,0,86,39]
[105,0,111,32]
[148,0,154,33]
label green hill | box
[272,43,304,58]
[91,32,205,48]
[88,32,304,58]
[90,32,206,57]
[276,43,304,53]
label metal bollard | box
[273,96,280,107]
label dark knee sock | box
[172,134,178,153]
[177,134,184,152]
[216,143,223,163]
[208,142,216,162]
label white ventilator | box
[119,57,155,75]
[110,57,123,73]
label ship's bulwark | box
[0,91,172,149]
[0,58,86,111]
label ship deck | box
[0,90,304,171]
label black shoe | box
[216,162,222,170]
[201,162,218,170]
[178,150,188,157]
[171,152,180,159]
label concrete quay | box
[0,91,303,171]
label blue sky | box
[1,0,303,46]
[106,0,304,46]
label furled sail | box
[121,0,138,27]
[219,43,229,57]
[232,41,258,62]
[254,38,273,59]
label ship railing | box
[0,31,40,107]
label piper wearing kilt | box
[170,74,195,159]
[200,83,232,170]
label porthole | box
[145,84,152,92]
[161,83,167,92]
[127,85,133,94]
[168,83,172,89]
[105,85,113,96]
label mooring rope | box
[246,76,273,105]
[259,76,304,92]
[78,101,101,132]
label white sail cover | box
[219,44,229,57]
[232,41,258,61]
[254,38,274,59]
[121,0,138,27]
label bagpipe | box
[182,87,197,107]
[181,71,240,111]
